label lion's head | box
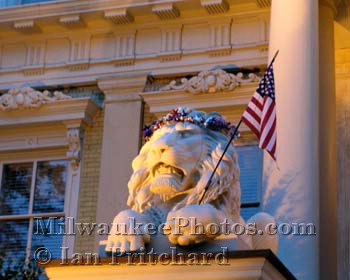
[126,107,241,222]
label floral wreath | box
[142,107,237,141]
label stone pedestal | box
[44,249,295,280]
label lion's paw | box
[106,210,150,253]
[164,204,225,246]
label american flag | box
[242,64,277,160]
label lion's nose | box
[157,144,170,154]
[152,142,170,157]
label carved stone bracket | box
[152,3,180,19]
[201,0,229,14]
[0,87,71,111]
[66,127,84,171]
[104,8,134,24]
[160,69,260,94]
[59,15,85,28]
[256,0,271,8]
[13,20,41,33]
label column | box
[95,73,148,251]
[264,0,319,279]
[336,50,350,280]
[334,1,350,278]
[319,1,337,279]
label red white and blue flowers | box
[142,107,236,141]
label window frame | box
[0,155,72,259]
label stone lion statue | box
[106,107,278,253]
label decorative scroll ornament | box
[0,87,71,111]
[160,69,260,94]
[66,128,82,171]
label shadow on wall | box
[262,160,316,279]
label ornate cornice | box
[0,0,269,91]
[0,87,71,111]
[0,0,227,23]
[160,69,260,94]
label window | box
[236,145,263,221]
[0,0,57,8]
[0,160,67,260]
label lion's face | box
[133,122,205,201]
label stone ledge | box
[43,250,296,280]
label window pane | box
[236,146,262,203]
[22,0,56,3]
[0,163,33,215]
[31,218,64,259]
[240,207,260,221]
[0,220,29,259]
[33,160,67,213]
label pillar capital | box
[97,72,148,103]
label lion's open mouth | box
[152,162,184,180]
[150,163,185,200]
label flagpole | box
[198,50,279,205]
[268,50,279,68]
[198,119,242,205]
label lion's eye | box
[178,130,192,138]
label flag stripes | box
[242,65,277,160]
